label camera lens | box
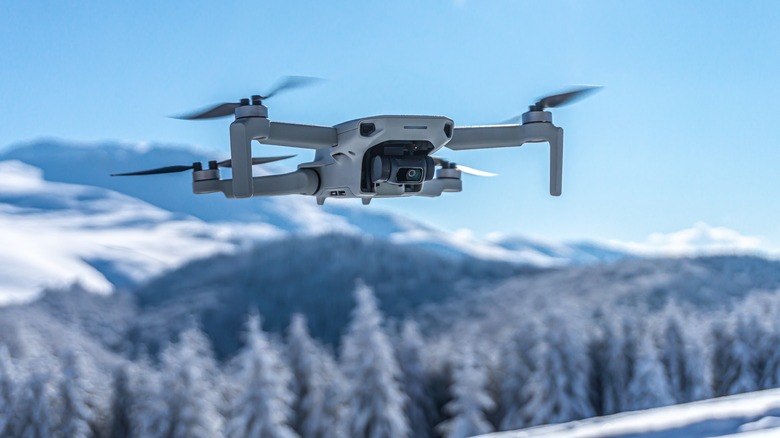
[396,167,423,183]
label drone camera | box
[397,167,424,183]
[371,155,434,185]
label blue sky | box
[1,1,779,247]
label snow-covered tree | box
[681,331,713,402]
[128,362,167,438]
[657,311,686,403]
[341,282,409,438]
[287,313,345,438]
[159,326,225,438]
[760,319,780,390]
[625,328,674,411]
[522,314,594,426]
[436,345,495,438]
[396,320,436,437]
[6,372,58,438]
[713,314,760,396]
[656,308,712,403]
[225,314,298,438]
[499,320,538,430]
[58,351,94,438]
[108,364,133,438]
[0,345,17,435]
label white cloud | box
[605,222,773,258]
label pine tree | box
[436,345,495,438]
[761,320,780,390]
[341,283,409,438]
[656,308,713,403]
[58,351,94,438]
[625,328,674,411]
[287,313,345,438]
[6,372,58,438]
[160,326,225,438]
[657,311,686,403]
[128,362,167,438]
[225,314,298,438]
[522,314,594,426]
[714,315,760,396]
[499,320,538,430]
[683,332,713,402]
[108,364,133,438]
[397,320,436,438]
[0,345,17,435]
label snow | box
[480,388,780,438]
[2,139,778,307]
[606,222,775,259]
[0,160,281,303]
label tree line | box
[1,286,779,438]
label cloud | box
[606,222,773,257]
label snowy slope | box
[481,388,780,438]
[0,139,632,264]
[0,160,283,303]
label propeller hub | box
[235,103,268,119]
[521,110,552,124]
[437,168,462,180]
[192,168,220,182]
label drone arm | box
[193,169,320,198]
[230,119,336,198]
[446,123,564,196]
[419,176,462,197]
[262,122,338,150]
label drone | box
[113,77,600,205]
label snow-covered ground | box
[481,389,780,438]
[0,160,282,303]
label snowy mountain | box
[0,160,281,303]
[480,388,780,438]
[130,233,532,356]
[0,140,635,259]
[0,139,636,304]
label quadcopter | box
[113,77,600,205]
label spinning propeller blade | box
[498,85,603,124]
[432,157,497,177]
[174,76,323,120]
[111,155,295,176]
[531,85,602,111]
[174,103,241,121]
[111,165,196,176]
[217,155,296,168]
[453,164,497,177]
[261,76,323,100]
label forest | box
[1,276,779,438]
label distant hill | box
[0,139,634,304]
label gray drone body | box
[113,79,599,205]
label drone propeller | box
[174,76,323,120]
[531,85,602,111]
[500,85,602,124]
[111,155,295,176]
[432,157,497,177]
